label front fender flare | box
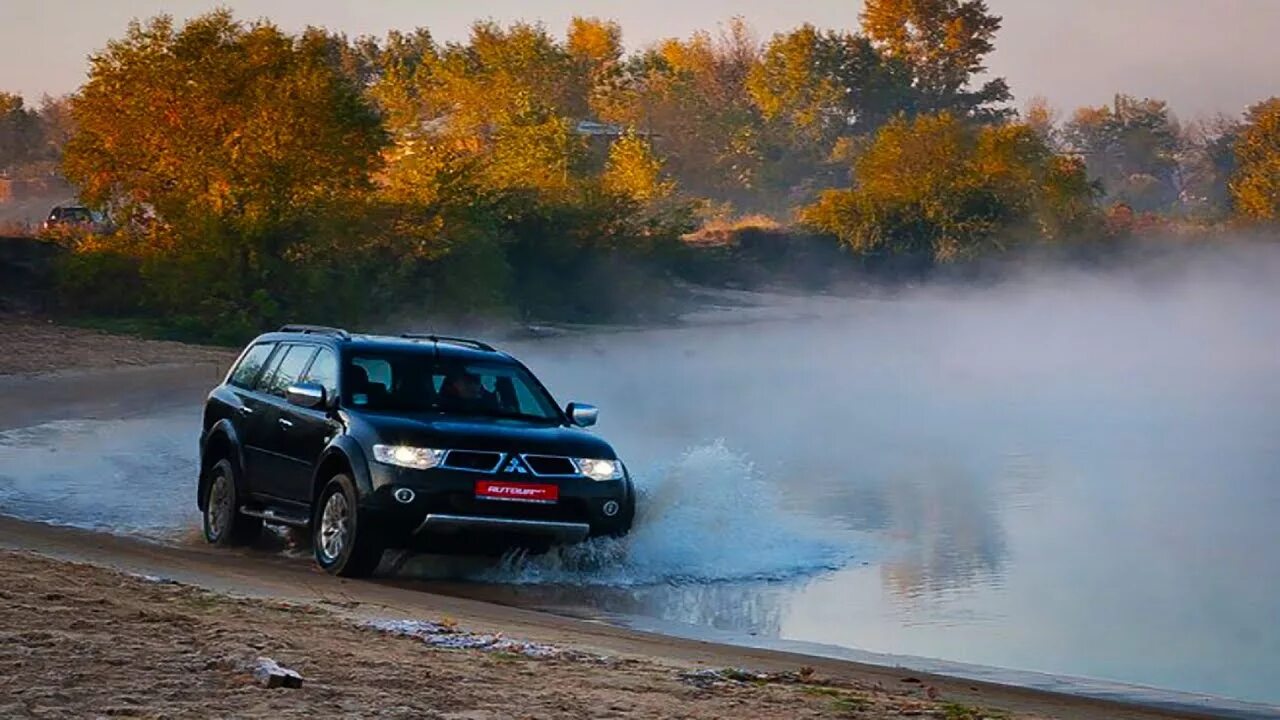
[312,436,373,504]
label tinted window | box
[260,345,317,397]
[229,343,275,389]
[302,348,339,399]
[343,350,560,422]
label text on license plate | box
[475,480,559,504]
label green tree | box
[0,92,40,171]
[1230,98,1280,221]
[749,26,906,143]
[745,25,913,201]
[802,113,1097,263]
[1063,95,1181,212]
[860,0,1010,119]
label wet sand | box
[0,518,1220,720]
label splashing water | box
[472,440,857,586]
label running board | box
[414,513,590,543]
[239,506,310,528]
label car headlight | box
[373,444,444,470]
[575,458,623,481]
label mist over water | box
[1,242,1278,705]
[488,242,1280,704]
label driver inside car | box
[438,371,500,413]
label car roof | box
[250,328,513,364]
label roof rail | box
[400,333,495,352]
[279,324,351,339]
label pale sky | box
[2,0,1277,118]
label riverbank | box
[0,518,1218,720]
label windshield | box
[342,349,562,422]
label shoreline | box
[0,514,1246,720]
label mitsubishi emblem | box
[503,456,528,474]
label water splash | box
[472,440,857,586]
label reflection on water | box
[878,467,1008,603]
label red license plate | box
[475,480,559,504]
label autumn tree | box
[598,20,764,203]
[568,17,624,120]
[602,130,673,202]
[861,0,1010,119]
[802,113,1098,263]
[1229,98,1280,221]
[62,11,387,335]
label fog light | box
[602,500,620,517]
[393,488,416,504]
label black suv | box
[198,325,635,576]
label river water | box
[2,244,1278,708]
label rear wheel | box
[313,474,384,577]
[202,459,262,546]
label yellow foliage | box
[602,131,674,203]
[1230,98,1280,221]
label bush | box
[54,250,144,316]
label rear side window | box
[260,345,317,397]
[302,348,339,400]
[228,343,275,389]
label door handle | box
[278,418,294,429]
[237,406,253,416]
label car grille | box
[442,450,502,473]
[524,455,578,476]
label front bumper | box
[414,513,591,543]
[364,461,634,545]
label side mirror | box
[566,402,599,428]
[286,382,326,409]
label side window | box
[347,357,392,408]
[302,348,339,400]
[352,357,392,391]
[229,343,275,389]
[260,345,317,398]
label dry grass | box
[682,214,786,246]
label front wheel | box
[313,474,384,577]
[202,459,262,546]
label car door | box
[251,343,317,502]
[227,342,282,492]
[272,347,341,503]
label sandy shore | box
[0,316,235,376]
[4,548,919,720]
[0,516,1217,720]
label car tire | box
[313,473,384,578]
[202,458,262,546]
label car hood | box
[352,412,617,459]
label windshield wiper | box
[430,407,555,423]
